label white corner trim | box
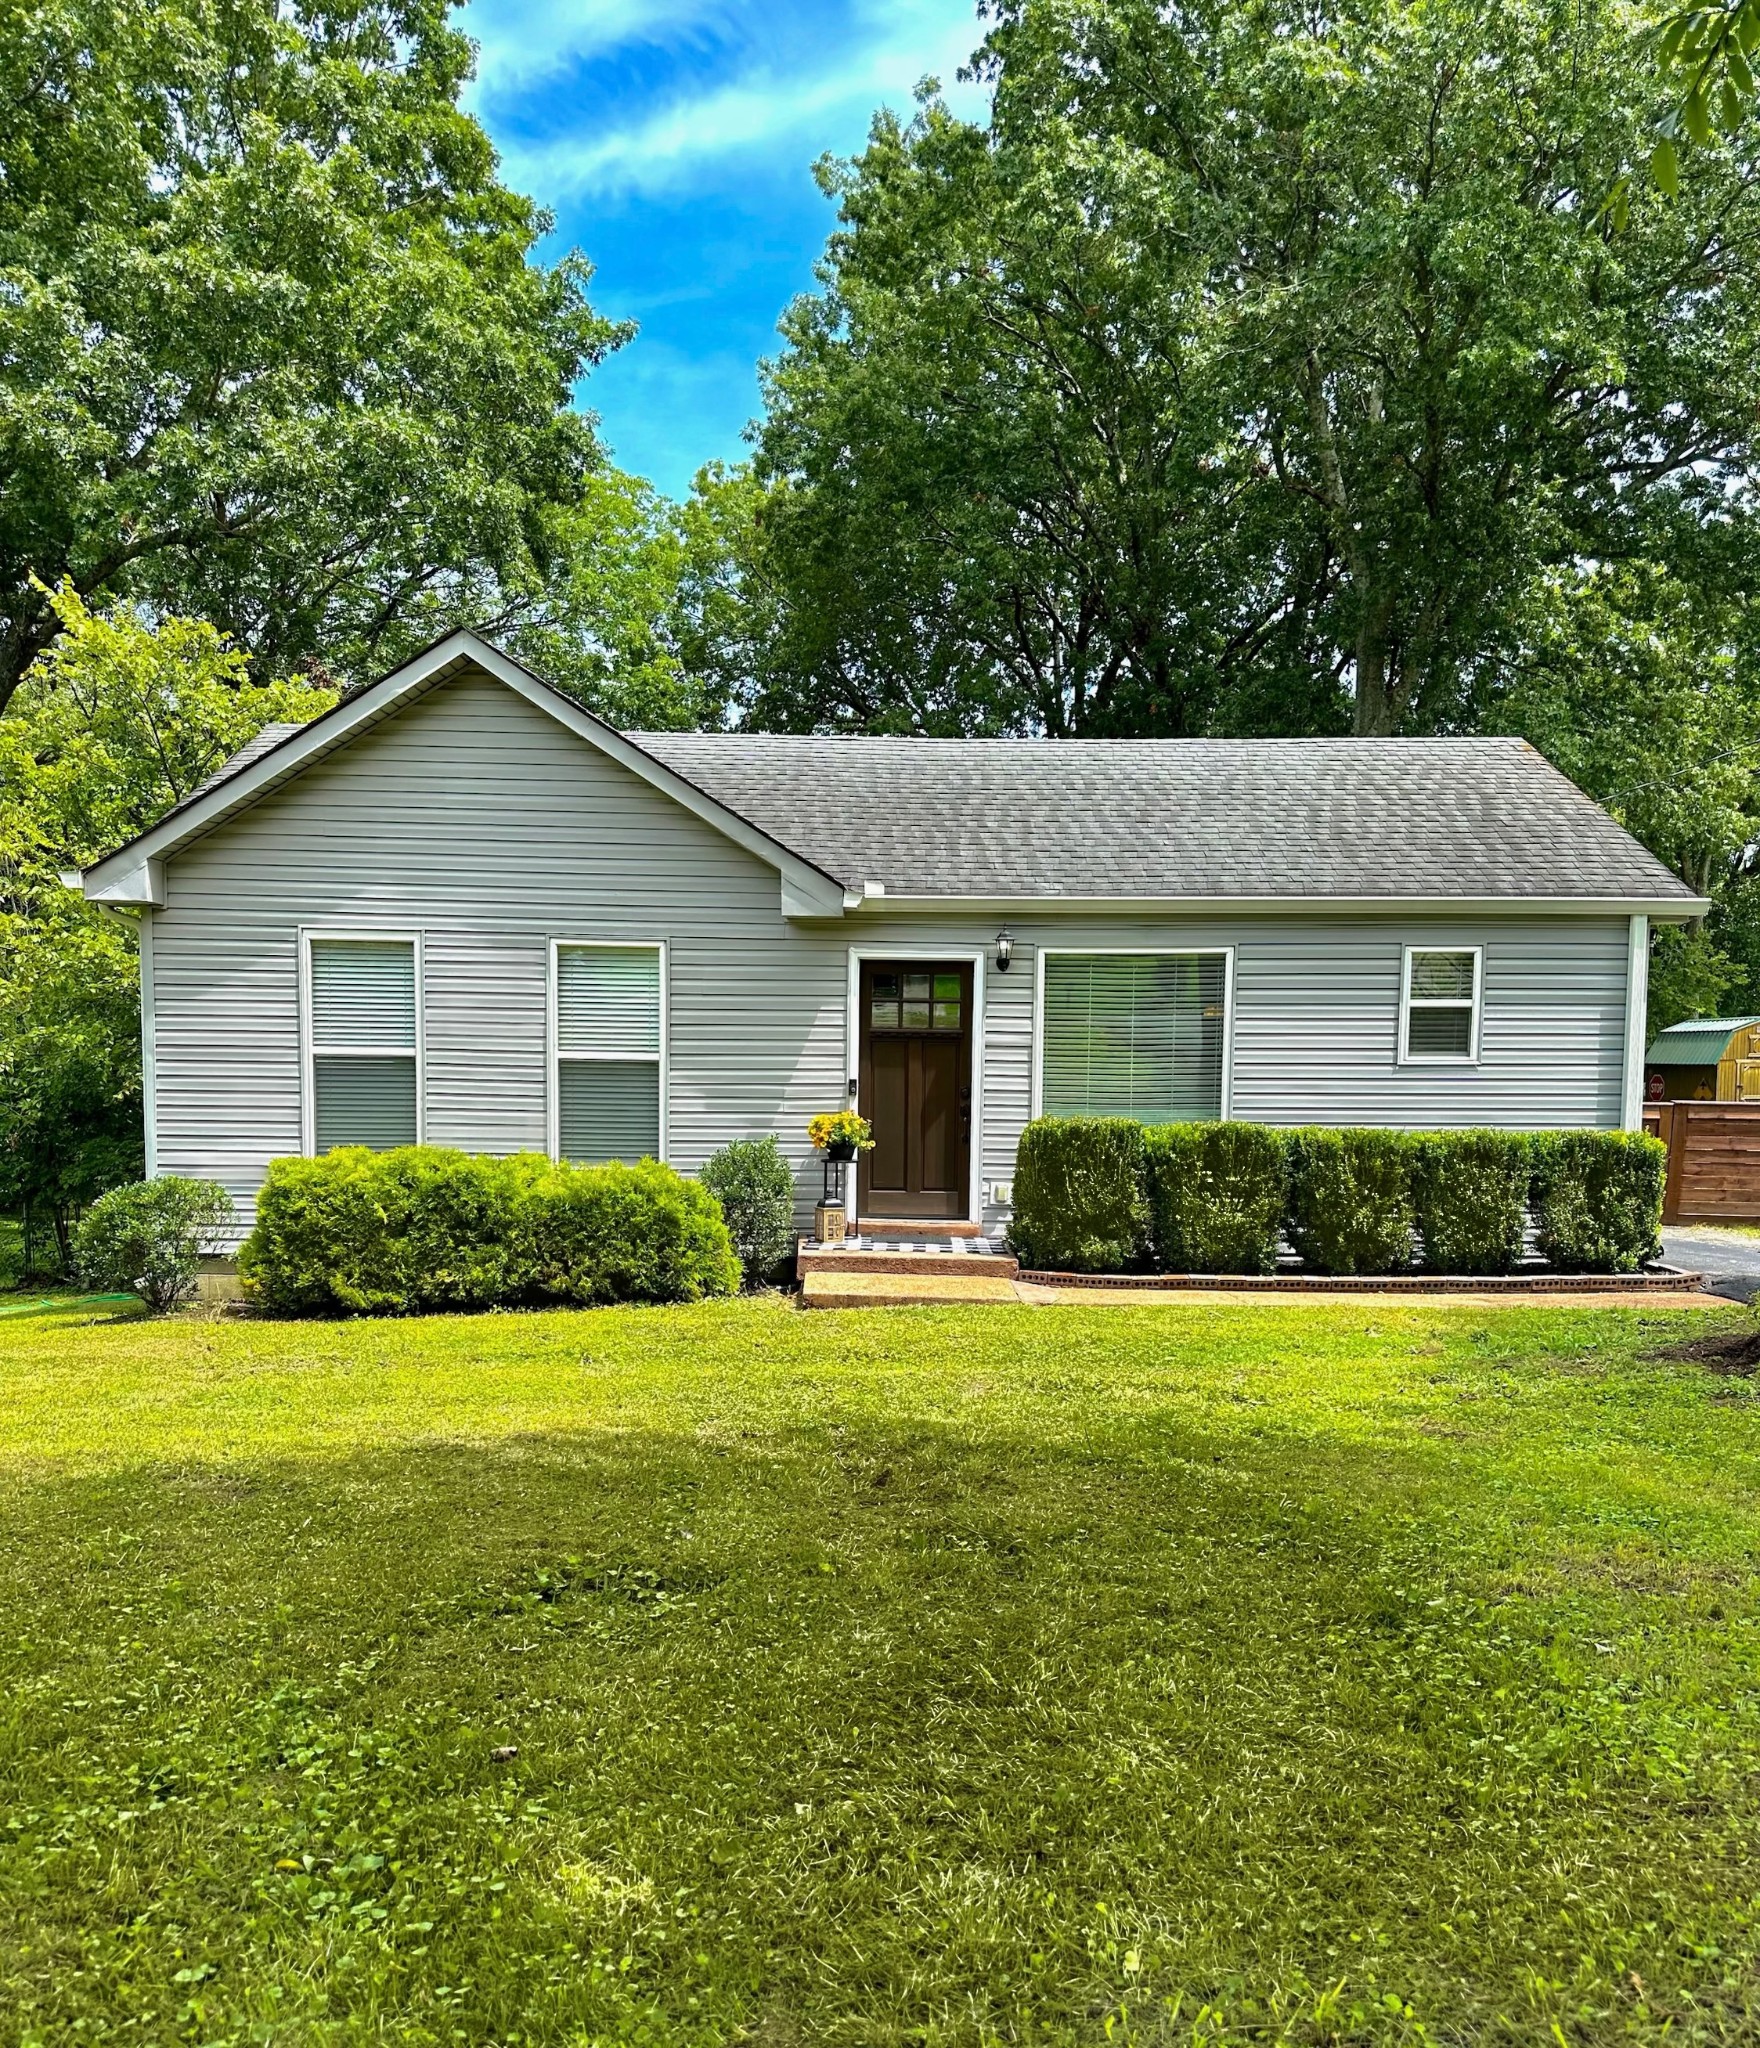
[79,629,847,918]
[1623,913,1650,1131]
[139,911,157,1178]
[547,937,670,1165]
[298,928,425,1157]
[844,945,987,1233]
[1031,945,1236,1121]
[1397,943,1483,1066]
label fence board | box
[1650,1102,1760,1223]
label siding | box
[146,665,1634,1242]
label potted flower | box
[808,1109,873,1162]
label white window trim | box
[1031,946,1237,1121]
[844,945,987,1232]
[547,938,669,1165]
[298,928,425,1157]
[1398,944,1483,1066]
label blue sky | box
[459,0,993,499]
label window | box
[305,935,419,1152]
[1039,952,1229,1121]
[554,943,664,1163]
[1401,947,1481,1062]
[870,970,963,1033]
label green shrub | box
[519,1158,740,1306]
[1143,1122,1287,1274]
[1410,1130,1531,1276]
[1009,1118,1149,1272]
[1530,1130,1666,1274]
[75,1175,235,1312]
[699,1136,797,1288]
[238,1147,545,1316]
[238,1147,736,1315]
[1285,1129,1417,1276]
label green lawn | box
[3,1295,1760,2046]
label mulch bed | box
[1651,1328,1760,1376]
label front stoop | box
[801,1268,1021,1307]
[796,1236,1021,1307]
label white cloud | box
[459,0,738,100]
[475,0,992,203]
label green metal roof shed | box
[1646,1017,1760,1066]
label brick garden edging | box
[1014,1265,1704,1294]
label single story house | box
[77,631,1707,1244]
[1645,1016,1760,1103]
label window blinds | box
[1041,954,1226,1122]
[556,945,662,1163]
[308,938,418,1151]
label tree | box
[1650,0,1760,194]
[0,585,332,1261]
[0,0,624,713]
[489,463,765,731]
[753,0,1760,738]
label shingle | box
[631,733,1696,903]
[187,724,302,802]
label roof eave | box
[849,891,1710,920]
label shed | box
[1645,1016,1760,1102]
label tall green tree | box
[0,0,624,712]
[0,585,332,1260]
[754,0,1760,738]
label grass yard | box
[3,1297,1760,2046]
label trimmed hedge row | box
[238,1146,741,1315]
[1010,1119,1665,1277]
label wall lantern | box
[995,928,1014,974]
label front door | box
[858,962,973,1220]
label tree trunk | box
[1351,600,1398,736]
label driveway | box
[1661,1228,1760,1304]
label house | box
[1645,1016,1760,1104]
[77,631,1707,1246]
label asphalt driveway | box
[1661,1228,1760,1304]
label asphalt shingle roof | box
[630,733,1697,903]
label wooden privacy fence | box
[1642,1101,1760,1224]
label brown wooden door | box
[858,963,973,1220]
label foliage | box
[752,0,1760,742]
[1009,1117,1149,1271]
[1285,1129,1418,1276]
[1142,1121,1288,1275]
[74,1174,234,1310]
[1410,1131,1532,1276]
[0,588,332,1260]
[699,1136,797,1289]
[0,1294,1756,2041]
[495,463,766,730]
[807,1110,873,1153]
[1530,1130,1668,1273]
[238,1146,739,1316]
[238,1147,548,1316]
[1494,558,1760,1027]
[523,1156,741,1308]
[1650,0,1760,195]
[0,0,623,708]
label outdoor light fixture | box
[995,928,1013,973]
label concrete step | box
[797,1241,1019,1279]
[801,1268,1022,1308]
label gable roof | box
[632,731,1703,912]
[79,630,1706,919]
[78,631,849,916]
[1646,1016,1760,1065]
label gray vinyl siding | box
[145,664,1635,1243]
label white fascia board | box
[84,858,166,907]
[851,892,1711,922]
[79,630,847,917]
